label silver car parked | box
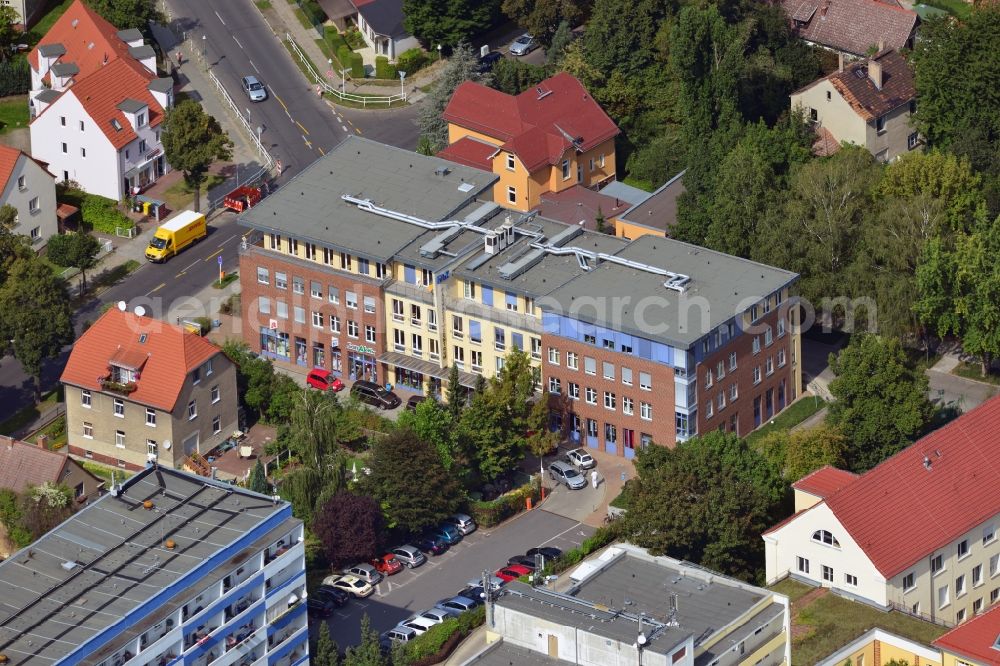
[444,513,477,535]
[549,461,587,490]
[509,33,536,56]
[391,544,427,568]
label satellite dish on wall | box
[134,305,146,317]
[117,301,127,311]
[163,440,171,450]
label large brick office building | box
[237,137,801,456]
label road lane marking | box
[296,121,309,135]
[233,36,244,50]
[274,93,290,118]
[539,521,584,548]
[204,248,223,262]
[302,135,312,148]
[175,271,186,278]
[214,10,226,24]
[181,259,200,272]
[342,125,348,132]
[355,128,361,135]
[218,236,238,247]
[146,283,166,296]
[318,146,325,155]
[249,59,260,74]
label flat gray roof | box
[463,641,576,666]
[239,136,497,262]
[495,544,776,657]
[542,234,797,348]
[116,98,147,114]
[38,43,66,57]
[35,89,62,104]
[619,170,686,233]
[0,467,288,665]
[50,62,79,77]
[148,77,173,94]
[117,28,143,42]
[128,45,155,60]
[600,180,651,206]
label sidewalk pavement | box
[930,352,961,374]
[261,0,432,103]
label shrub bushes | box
[300,0,325,25]
[401,606,485,665]
[350,51,364,79]
[324,27,349,65]
[547,524,619,574]
[397,48,428,76]
[469,477,541,527]
[79,194,134,234]
[0,57,29,97]
[375,55,397,80]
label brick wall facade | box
[696,306,797,438]
[240,247,387,382]
[543,334,676,457]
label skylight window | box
[111,118,122,131]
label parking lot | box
[316,505,595,646]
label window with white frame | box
[366,325,377,343]
[716,361,725,381]
[822,565,834,582]
[114,398,124,417]
[584,357,596,375]
[213,415,221,434]
[211,385,220,404]
[276,301,288,319]
[903,572,915,591]
[766,357,774,376]
[329,315,340,333]
[145,408,156,426]
[147,439,157,456]
[312,311,323,328]
[753,367,762,384]
[753,336,761,354]
[393,329,405,353]
[565,351,577,370]
[729,352,737,371]
[548,347,560,364]
[328,286,339,303]
[812,530,841,548]
[639,372,651,390]
[603,362,615,381]
[974,564,983,587]
[729,384,738,401]
[958,539,970,559]
[275,272,287,289]
[187,401,197,420]
[957,575,967,596]
[311,281,322,298]
[845,573,858,586]
[705,370,713,389]
[81,390,91,407]
[115,430,125,448]
[294,307,305,324]
[585,387,597,404]
[797,556,809,574]
[569,383,579,400]
[939,584,949,609]
[717,392,726,410]
[292,277,304,294]
[640,402,652,420]
[777,318,786,337]
[985,525,996,545]
[621,367,632,385]
[464,280,476,300]
[471,350,482,371]
[346,291,357,309]
[257,267,269,284]
[604,391,616,410]
[392,299,404,322]
[932,554,944,574]
[364,296,376,313]
[777,349,786,367]
[622,396,634,415]
[83,422,93,438]
[548,377,561,394]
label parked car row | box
[378,544,563,650]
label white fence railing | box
[284,34,406,107]
[60,239,114,281]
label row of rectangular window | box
[547,348,652,390]
[549,379,654,420]
[461,280,534,314]
[257,268,377,312]
[259,298,377,342]
[82,416,222,445]
[267,235,388,277]
[392,329,441,361]
[82,387,221,419]
[391,300,439,330]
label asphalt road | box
[318,505,595,647]
[0,214,244,425]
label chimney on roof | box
[820,0,829,16]
[36,434,48,449]
[868,55,883,90]
[838,52,844,72]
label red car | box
[306,368,344,392]
[494,564,532,582]
[371,554,403,576]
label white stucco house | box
[27,0,172,201]
[0,144,58,249]
[764,395,1000,628]
[351,0,420,61]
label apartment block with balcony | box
[60,308,238,471]
[764,395,1000,628]
[542,234,800,456]
[467,543,790,666]
[237,136,497,387]
[0,465,308,666]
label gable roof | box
[793,395,1000,578]
[63,58,163,150]
[0,145,56,193]
[0,436,77,494]
[827,49,915,121]
[618,171,686,235]
[792,465,859,499]
[29,0,136,77]
[442,73,620,172]
[352,0,409,39]
[782,0,917,56]
[60,308,223,412]
[436,135,496,172]
[536,184,630,230]
[933,604,1000,664]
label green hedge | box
[300,0,324,25]
[0,58,29,97]
[397,48,428,76]
[80,194,134,234]
[469,477,541,528]
[324,27,349,65]
[337,45,352,73]
[547,525,619,574]
[403,606,485,664]
[350,51,364,79]
[375,55,397,80]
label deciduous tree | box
[783,424,847,481]
[623,431,784,582]
[403,0,500,54]
[0,257,74,401]
[0,204,30,284]
[45,231,102,292]
[161,100,233,213]
[501,0,585,46]
[396,397,457,468]
[0,6,21,61]
[86,0,160,30]
[313,492,384,568]
[416,43,484,153]
[363,429,463,531]
[289,389,338,468]
[827,334,933,471]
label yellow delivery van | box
[145,211,207,262]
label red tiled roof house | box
[0,434,104,504]
[791,49,919,162]
[28,0,174,200]
[934,603,1000,663]
[438,72,620,212]
[60,308,238,471]
[0,144,58,249]
[782,0,918,58]
[764,394,1000,626]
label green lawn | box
[953,361,1000,385]
[745,396,828,446]
[769,578,813,602]
[28,0,75,43]
[82,460,133,484]
[622,176,655,192]
[919,0,971,18]
[0,97,29,134]
[255,0,272,8]
[786,588,948,665]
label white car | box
[419,608,457,624]
[467,575,505,592]
[509,34,536,56]
[241,75,267,102]
[566,448,596,470]
[322,574,374,598]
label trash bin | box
[142,201,152,215]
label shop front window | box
[313,342,325,368]
[295,337,307,366]
[260,327,290,360]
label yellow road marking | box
[274,93,289,113]
[318,146,325,155]
[175,271,186,278]
[297,121,309,135]
[355,128,361,135]
[205,248,223,262]
[148,283,166,295]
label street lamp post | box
[340,68,349,92]
[437,43,442,60]
[202,34,206,61]
[398,70,406,99]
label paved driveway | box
[318,508,594,646]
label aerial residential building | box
[60,307,239,471]
[438,72,620,212]
[4,0,47,28]
[28,0,173,200]
[615,171,686,240]
[0,434,104,504]
[764,394,1000,627]
[781,0,917,58]
[934,604,1000,665]
[467,543,790,666]
[0,144,58,249]
[792,49,918,162]
[238,136,497,389]
[0,465,308,666]
[817,628,943,666]
[543,234,801,452]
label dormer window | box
[137,112,146,127]
[812,530,841,548]
[110,363,136,384]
